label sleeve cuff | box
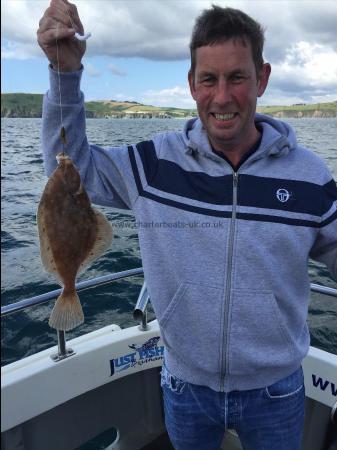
[48,64,83,104]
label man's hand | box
[37,0,86,72]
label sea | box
[1,117,337,367]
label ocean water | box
[1,117,337,366]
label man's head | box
[189,5,265,79]
[188,5,271,160]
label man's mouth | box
[211,112,237,121]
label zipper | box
[220,170,239,391]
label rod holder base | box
[50,348,75,362]
[138,323,149,332]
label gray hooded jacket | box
[42,67,337,392]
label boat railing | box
[1,268,337,362]
[1,268,144,362]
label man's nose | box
[214,80,232,105]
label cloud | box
[290,2,337,52]
[1,0,48,58]
[114,93,136,102]
[108,63,127,77]
[86,62,101,77]
[82,0,193,61]
[2,0,337,105]
[1,39,42,60]
[141,85,195,108]
[3,0,337,63]
[263,42,337,104]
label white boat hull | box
[1,320,337,449]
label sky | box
[1,0,337,108]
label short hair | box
[189,5,265,76]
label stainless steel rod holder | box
[133,283,150,331]
[50,330,75,362]
[141,310,148,331]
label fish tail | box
[48,289,84,331]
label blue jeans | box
[161,364,305,450]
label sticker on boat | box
[109,336,164,376]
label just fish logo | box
[109,336,164,376]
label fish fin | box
[78,209,113,274]
[49,290,84,331]
[37,207,62,282]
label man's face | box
[188,39,270,154]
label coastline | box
[1,93,336,119]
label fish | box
[37,152,113,331]
[128,337,161,351]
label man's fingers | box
[47,1,77,31]
[50,0,84,35]
[68,2,84,34]
[37,0,85,70]
[39,6,71,32]
[39,15,67,33]
[38,2,78,45]
[38,25,75,47]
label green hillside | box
[84,100,196,118]
[1,93,197,119]
[1,93,44,118]
[257,101,337,118]
[1,93,336,119]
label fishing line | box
[55,23,66,149]
[55,11,91,149]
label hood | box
[182,113,298,161]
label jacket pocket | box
[228,289,295,375]
[159,281,224,374]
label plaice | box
[37,152,113,331]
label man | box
[38,2,337,449]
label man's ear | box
[188,70,197,101]
[257,63,271,98]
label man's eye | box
[201,77,215,85]
[232,75,245,83]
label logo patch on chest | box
[276,188,291,203]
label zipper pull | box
[233,172,239,187]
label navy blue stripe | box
[324,179,337,209]
[321,208,337,227]
[236,213,319,228]
[136,140,233,205]
[129,142,336,228]
[143,191,336,227]
[127,146,230,217]
[139,190,325,227]
[239,175,337,216]
[128,145,143,194]
[134,141,158,183]
[135,140,337,217]
[140,190,232,218]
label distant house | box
[124,111,151,118]
[123,110,171,119]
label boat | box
[1,268,337,450]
